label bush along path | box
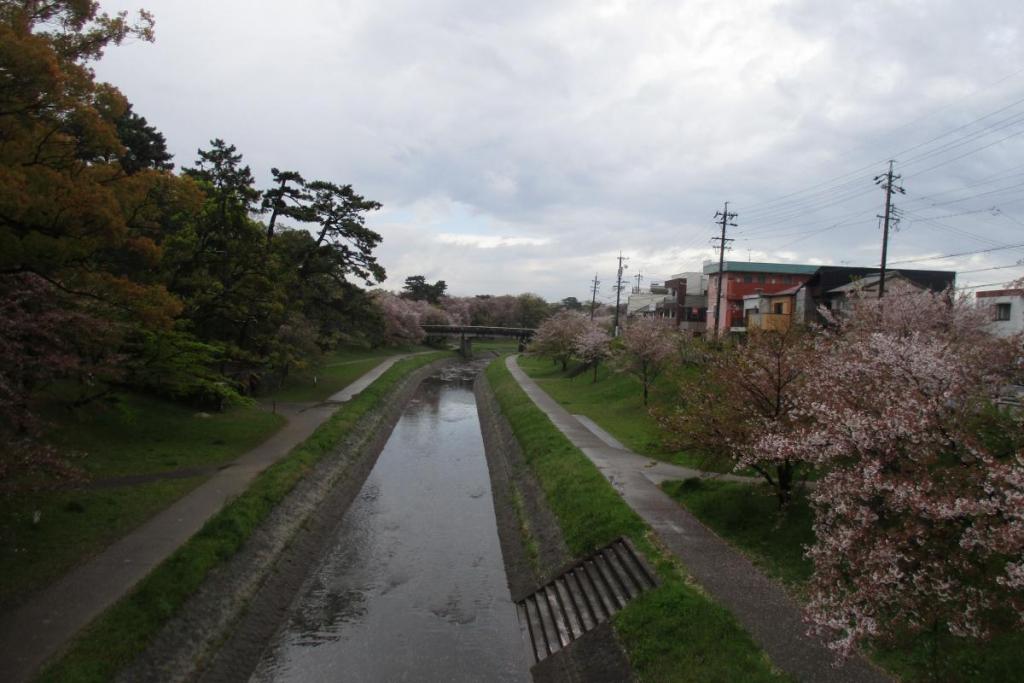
[0,352,439,683]
[504,354,891,683]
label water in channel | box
[251,363,530,682]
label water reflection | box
[251,367,529,682]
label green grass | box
[662,477,1024,682]
[486,358,787,682]
[268,345,430,403]
[471,339,522,353]
[662,479,814,589]
[517,354,733,472]
[0,395,284,609]
[37,351,449,683]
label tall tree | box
[300,180,384,285]
[664,325,815,506]
[401,275,447,304]
[114,103,173,174]
[261,168,310,240]
[761,286,1024,660]
[516,293,551,328]
[613,317,676,405]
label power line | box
[887,242,1024,266]
[956,261,1024,274]
[957,280,1021,291]
[740,89,1024,217]
[903,126,1024,179]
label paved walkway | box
[0,354,418,683]
[506,356,891,683]
[572,414,760,486]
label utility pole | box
[874,160,905,298]
[633,271,644,293]
[711,202,737,339]
[589,273,600,320]
[612,252,629,336]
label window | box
[996,303,1012,321]
[773,302,785,315]
[759,274,766,283]
[744,274,752,283]
[783,275,792,284]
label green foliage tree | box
[114,103,174,174]
[560,296,584,311]
[516,293,551,328]
[401,275,447,304]
[0,2,392,489]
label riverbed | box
[250,363,530,682]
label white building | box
[977,288,1024,337]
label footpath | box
[0,354,418,683]
[506,355,891,683]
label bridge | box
[420,325,536,357]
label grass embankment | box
[0,396,284,608]
[516,354,730,472]
[37,351,448,683]
[485,359,786,682]
[268,345,431,402]
[664,478,1024,682]
[2,347,421,609]
[471,339,522,354]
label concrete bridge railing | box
[419,325,536,358]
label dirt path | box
[0,353,420,683]
[506,354,891,683]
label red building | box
[704,261,818,336]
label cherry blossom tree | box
[573,321,611,382]
[663,324,816,506]
[761,285,1024,659]
[613,317,676,405]
[0,274,121,490]
[373,292,424,345]
[439,296,472,326]
[530,311,588,371]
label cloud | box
[436,234,551,249]
[94,0,1024,299]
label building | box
[743,286,801,332]
[790,266,956,324]
[704,261,817,336]
[710,263,958,335]
[977,288,1024,337]
[626,272,708,334]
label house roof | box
[702,261,819,275]
[977,289,1024,298]
[805,265,956,294]
[771,284,804,296]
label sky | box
[94,0,1024,302]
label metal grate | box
[515,538,658,664]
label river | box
[250,363,530,682]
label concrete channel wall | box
[474,362,636,683]
[121,354,636,682]
[118,357,457,682]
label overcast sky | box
[94,0,1024,302]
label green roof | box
[703,261,819,275]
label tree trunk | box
[776,462,793,508]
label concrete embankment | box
[118,356,457,682]
[475,363,636,683]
